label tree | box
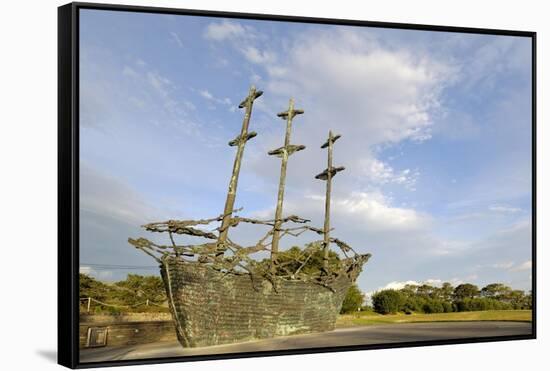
[440,282,454,302]
[507,290,527,309]
[340,284,364,314]
[481,283,512,300]
[79,273,169,314]
[442,301,453,313]
[417,284,437,299]
[400,284,418,298]
[422,299,445,313]
[372,289,403,314]
[114,274,166,306]
[401,296,425,313]
[453,283,480,301]
[79,273,110,301]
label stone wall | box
[80,312,172,324]
[79,313,176,348]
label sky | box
[78,9,533,297]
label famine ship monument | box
[129,86,371,348]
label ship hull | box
[160,258,355,348]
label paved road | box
[80,321,532,363]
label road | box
[80,321,532,363]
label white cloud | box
[376,280,423,291]
[236,27,453,197]
[122,65,138,78]
[510,260,532,272]
[244,187,438,260]
[170,31,184,48]
[489,204,522,213]
[80,164,163,226]
[80,265,113,280]
[438,219,532,259]
[490,261,515,269]
[204,20,274,66]
[457,37,528,93]
[89,60,207,140]
[263,29,450,145]
[204,20,248,41]
[331,192,429,231]
[80,266,94,275]
[202,23,451,198]
[147,71,173,99]
[199,89,214,100]
[265,190,431,238]
[362,159,419,190]
[199,89,232,106]
[242,46,275,64]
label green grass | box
[336,310,532,327]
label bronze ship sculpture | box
[128,86,371,348]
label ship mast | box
[269,98,305,268]
[217,86,263,249]
[315,131,344,271]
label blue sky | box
[79,9,533,296]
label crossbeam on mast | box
[217,86,263,250]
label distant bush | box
[389,282,530,314]
[422,300,445,314]
[79,273,168,314]
[442,301,453,313]
[454,298,513,312]
[341,284,364,314]
[372,290,403,314]
[401,297,425,313]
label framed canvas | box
[58,2,536,368]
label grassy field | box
[336,310,532,327]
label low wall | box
[79,313,176,348]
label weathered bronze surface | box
[316,131,345,270]
[218,86,263,246]
[269,98,305,268]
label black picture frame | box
[58,2,537,368]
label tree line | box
[81,273,531,317]
[369,282,532,315]
[79,273,168,314]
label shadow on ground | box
[36,350,57,363]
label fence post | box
[87,297,91,313]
